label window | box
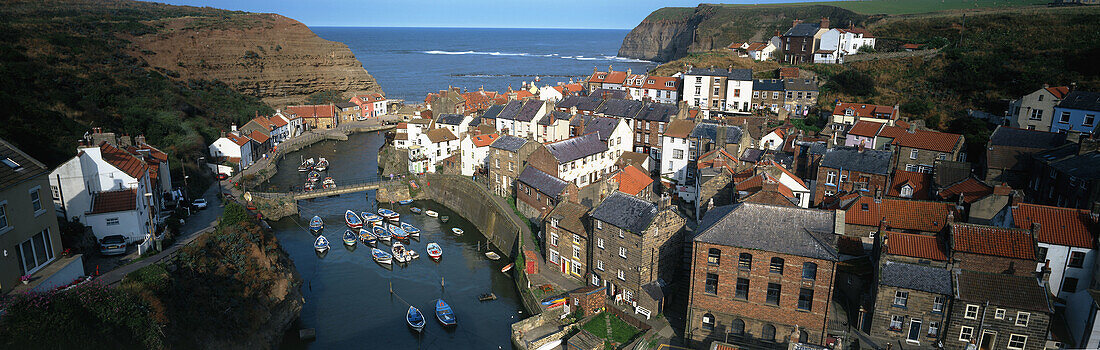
[17,229,54,275]
[673,149,684,159]
[731,319,745,335]
[597,238,604,249]
[753,91,760,98]
[694,86,701,95]
[106,217,120,226]
[894,291,909,307]
[705,273,719,295]
[707,248,721,265]
[619,247,627,259]
[1060,111,1071,123]
[933,296,945,312]
[1005,334,1028,350]
[928,322,939,337]
[572,246,580,259]
[571,261,582,275]
[0,203,7,229]
[1085,114,1096,127]
[550,233,558,247]
[617,229,624,239]
[766,283,781,305]
[964,304,979,319]
[798,288,814,311]
[1064,277,1080,293]
[50,186,60,200]
[769,257,784,274]
[596,221,602,230]
[738,253,752,271]
[826,171,837,185]
[786,91,793,99]
[995,308,1006,319]
[617,269,625,280]
[592,274,599,285]
[772,92,779,99]
[959,326,974,342]
[549,250,559,264]
[735,278,749,300]
[762,324,776,341]
[1069,251,1086,268]
[910,149,919,159]
[695,77,702,83]
[713,87,721,96]
[596,260,604,270]
[839,173,848,183]
[802,262,817,280]
[29,188,41,212]
[1016,312,1030,327]
[701,313,715,331]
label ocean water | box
[312,27,658,103]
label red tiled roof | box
[613,164,653,196]
[641,76,678,91]
[937,177,994,203]
[1013,203,1097,249]
[270,115,289,127]
[893,129,962,153]
[624,74,646,88]
[285,105,336,118]
[553,83,585,95]
[952,222,1036,260]
[832,102,898,119]
[250,116,274,130]
[727,42,745,49]
[847,121,884,138]
[902,43,923,50]
[99,142,149,180]
[1045,86,1070,100]
[845,196,955,233]
[779,67,799,79]
[604,70,627,84]
[745,42,770,51]
[248,130,270,143]
[877,125,906,140]
[88,188,137,214]
[886,231,947,261]
[887,170,932,200]
[843,27,874,38]
[472,133,500,147]
[225,133,250,147]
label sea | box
[312,27,658,103]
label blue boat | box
[389,224,408,240]
[358,228,376,246]
[400,222,420,236]
[435,299,456,326]
[342,230,356,246]
[407,306,426,332]
[314,235,330,252]
[398,199,414,205]
[345,210,363,229]
[373,225,391,242]
[372,248,392,264]
[362,212,383,223]
[410,207,422,214]
[378,208,400,221]
[309,216,323,232]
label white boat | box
[392,241,408,263]
[314,157,329,171]
[451,228,464,235]
[314,235,330,252]
[425,210,438,218]
[298,158,315,172]
[485,251,500,260]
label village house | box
[538,82,585,103]
[586,66,629,91]
[527,132,619,188]
[515,166,578,220]
[660,119,697,187]
[208,131,253,170]
[695,149,746,216]
[578,116,632,156]
[1005,203,1097,299]
[435,113,472,137]
[638,75,680,104]
[830,102,900,130]
[491,99,547,140]
[729,42,777,61]
[831,193,956,240]
[1008,85,1070,131]
[589,192,684,319]
[407,145,429,174]
[686,202,838,348]
[418,128,460,172]
[758,126,790,151]
[488,135,539,197]
[751,79,785,113]
[458,133,498,177]
[892,127,965,174]
[951,223,1038,277]
[743,160,811,207]
[783,78,818,117]
[460,89,507,112]
[681,67,754,117]
[350,92,388,118]
[844,121,884,149]
[424,87,467,115]
[734,173,800,208]
[243,128,271,158]
[595,99,678,167]
[286,104,338,130]
[868,230,952,349]
[1027,138,1100,209]
[543,201,590,282]
[984,126,1068,189]
[688,122,750,164]
[814,27,875,63]
[1051,90,1100,134]
[535,110,572,143]
[608,164,654,200]
[945,270,1051,350]
[886,170,933,200]
[335,102,360,124]
[813,146,893,204]
[781,18,828,64]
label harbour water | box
[271,132,525,349]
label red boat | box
[426,243,442,259]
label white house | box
[494,99,547,140]
[660,119,695,185]
[49,142,156,243]
[816,28,875,63]
[84,188,153,244]
[208,131,254,170]
[681,67,754,117]
[731,42,776,61]
[419,128,461,171]
[542,132,619,187]
[435,113,472,138]
[758,160,812,208]
[459,133,499,176]
[758,127,789,151]
[581,116,632,158]
[535,111,572,144]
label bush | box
[825,70,875,96]
[0,283,164,348]
[220,202,250,228]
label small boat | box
[390,224,408,240]
[345,210,363,229]
[372,248,392,264]
[306,170,320,182]
[410,207,422,214]
[378,208,400,221]
[426,243,442,259]
[342,230,357,246]
[309,216,323,232]
[485,251,500,260]
[392,241,408,263]
[373,225,391,242]
[501,263,514,273]
[298,158,315,172]
[407,250,420,260]
[540,294,568,307]
[314,235,330,252]
[398,199,414,205]
[322,177,336,190]
[362,212,383,224]
[400,222,420,236]
[440,216,450,223]
[435,299,456,326]
[359,228,376,246]
[451,228,464,235]
[424,210,438,218]
[478,293,497,301]
[407,306,426,332]
[314,157,329,172]
[303,182,315,192]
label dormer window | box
[665,81,674,87]
[845,109,854,116]
[900,184,913,198]
[648,79,655,84]
[1,157,21,171]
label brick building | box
[945,270,1052,350]
[515,166,577,220]
[950,222,1038,277]
[488,135,540,197]
[813,146,893,204]
[1027,138,1100,210]
[781,19,827,64]
[686,202,839,349]
[892,128,965,174]
[543,201,590,282]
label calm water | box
[312,27,659,103]
[270,132,525,349]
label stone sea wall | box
[416,174,527,258]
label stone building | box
[782,77,818,116]
[589,192,684,319]
[568,285,607,317]
[543,201,590,282]
[950,222,1038,277]
[686,202,839,349]
[813,146,892,204]
[944,270,1052,350]
[751,79,785,113]
[487,135,540,197]
[983,126,1067,189]
[515,166,577,221]
[892,127,965,174]
[526,132,620,188]
[1027,138,1100,210]
[870,231,953,350]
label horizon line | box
[307,25,634,31]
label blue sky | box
[159,0,828,29]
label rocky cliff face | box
[618,18,699,63]
[127,13,381,106]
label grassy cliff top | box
[644,0,1046,22]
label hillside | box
[0,0,380,166]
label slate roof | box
[334,102,357,109]
[685,68,753,81]
[88,188,137,215]
[664,119,696,139]
[425,128,458,143]
[1035,143,1100,179]
[436,113,465,126]
[557,95,605,112]
[886,231,948,261]
[489,135,528,151]
[951,222,1036,260]
[538,111,571,126]
[933,160,972,188]
[1012,203,1097,249]
[1057,91,1100,112]
[784,22,821,37]
[955,270,1051,312]
[482,104,506,119]
[596,99,644,119]
[635,102,678,122]
[517,166,569,198]
[695,202,838,261]
[989,126,1067,148]
[0,137,49,190]
[590,88,630,100]
[880,261,952,295]
[547,201,589,236]
[690,123,743,145]
[819,146,892,175]
[590,192,659,235]
[739,148,764,163]
[494,100,524,121]
[754,79,784,91]
[515,100,545,122]
[570,114,592,127]
[546,133,608,163]
[784,78,818,92]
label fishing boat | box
[322,177,336,190]
[358,228,376,246]
[426,243,442,260]
[309,216,323,232]
[389,224,409,240]
[435,299,456,326]
[371,248,392,264]
[314,235,329,252]
[306,170,320,182]
[392,241,408,263]
[501,263,514,273]
[373,225,391,242]
[378,208,400,221]
[407,306,426,332]
[540,294,568,308]
[298,158,315,172]
[345,210,363,229]
[424,210,438,218]
[410,207,422,214]
[478,293,497,301]
[342,230,357,246]
[362,212,383,224]
[440,216,450,223]
[451,228,464,235]
[484,251,500,260]
[303,182,315,192]
[398,199,414,205]
[408,250,420,260]
[400,222,420,236]
[314,157,329,172]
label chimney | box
[608,64,613,72]
[1071,82,1077,91]
[792,19,803,27]
[659,193,672,211]
[874,187,883,203]
[728,65,732,73]
[820,17,830,29]
[1039,260,1052,287]
[1079,137,1099,155]
[231,124,238,132]
[907,123,917,133]
[627,68,632,75]
[118,134,132,147]
[134,135,146,145]
[858,142,865,153]
[570,106,578,115]
[833,209,846,236]
[1043,83,1050,89]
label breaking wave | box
[422,50,651,63]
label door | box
[979,331,996,350]
[906,319,922,343]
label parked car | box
[215,173,229,180]
[192,198,208,209]
[99,235,127,256]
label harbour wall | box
[416,174,527,259]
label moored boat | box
[306,170,320,182]
[400,222,420,236]
[359,228,376,246]
[362,212,383,224]
[373,225,391,242]
[389,224,408,240]
[314,235,329,252]
[484,251,500,260]
[309,216,323,232]
[372,248,392,264]
[501,263,514,273]
[392,241,408,263]
[407,306,425,332]
[378,208,400,221]
[314,157,329,172]
[478,293,497,301]
[426,243,442,260]
[342,230,356,246]
[424,210,438,218]
[410,207,422,214]
[298,158,315,172]
[322,177,336,190]
[303,182,315,192]
[435,299,456,326]
[451,228,464,235]
[345,210,363,229]
[440,216,449,223]
[398,199,414,205]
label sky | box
[158,0,829,29]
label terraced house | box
[681,67,754,117]
[488,135,539,197]
[870,232,952,349]
[891,127,965,174]
[514,166,577,220]
[526,132,620,188]
[945,270,1051,350]
[813,146,893,204]
[542,201,589,282]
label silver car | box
[99,235,127,256]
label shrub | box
[0,282,164,348]
[825,70,875,96]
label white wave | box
[422,50,651,63]
[575,56,600,61]
[423,50,478,55]
[603,55,652,63]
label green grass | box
[580,313,641,346]
[714,0,1046,15]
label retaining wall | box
[417,174,526,258]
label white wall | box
[660,135,690,184]
[1038,244,1095,298]
[759,132,785,151]
[86,207,148,243]
[50,155,91,221]
[725,79,753,113]
[459,136,491,177]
